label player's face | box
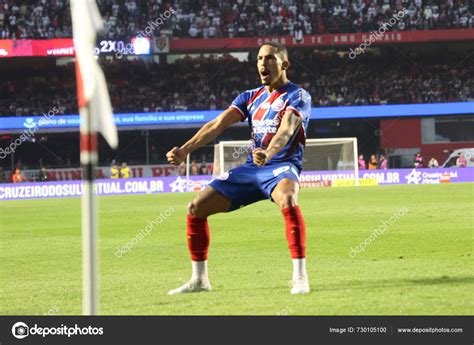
[257,45,288,86]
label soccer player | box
[166,42,311,295]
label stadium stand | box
[1,0,472,39]
[1,51,472,116]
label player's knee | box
[187,199,206,218]
[278,193,297,209]
[187,200,198,217]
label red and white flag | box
[70,0,118,316]
[71,0,118,149]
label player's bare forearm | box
[180,120,223,155]
[181,108,241,154]
[167,108,242,165]
[254,111,302,166]
[266,129,294,160]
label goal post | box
[213,138,359,185]
[303,138,359,185]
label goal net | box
[212,138,359,184]
[212,140,254,176]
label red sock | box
[281,206,306,259]
[186,215,210,261]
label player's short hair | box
[259,41,288,61]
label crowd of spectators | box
[291,50,474,106]
[1,51,472,117]
[1,0,473,39]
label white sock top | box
[292,258,307,280]
[191,260,209,281]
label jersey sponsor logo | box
[253,118,280,134]
[254,127,277,134]
[254,119,280,126]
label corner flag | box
[71,0,118,148]
[70,0,118,315]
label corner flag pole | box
[71,0,118,315]
[80,106,99,315]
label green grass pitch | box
[1,183,473,315]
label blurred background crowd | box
[1,0,473,39]
[1,50,473,117]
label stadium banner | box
[19,164,185,180]
[331,178,379,187]
[14,165,474,182]
[0,316,472,345]
[1,29,473,57]
[1,168,473,200]
[0,111,221,133]
[0,176,212,200]
[0,38,150,58]
[169,28,474,51]
[1,102,473,133]
[300,167,474,186]
[0,39,13,57]
[152,36,170,53]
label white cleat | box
[167,279,211,295]
[291,276,310,295]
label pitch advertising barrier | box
[1,168,473,200]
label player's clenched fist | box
[167,147,186,165]
[252,148,267,167]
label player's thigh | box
[271,178,300,209]
[188,186,231,218]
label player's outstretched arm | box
[253,110,302,167]
[167,108,242,165]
